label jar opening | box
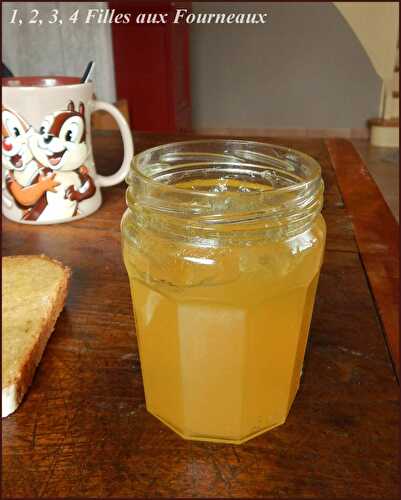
[125,140,324,238]
[129,140,321,197]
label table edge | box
[326,138,400,380]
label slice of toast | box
[2,255,70,418]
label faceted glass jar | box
[121,140,326,444]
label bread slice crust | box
[2,255,70,417]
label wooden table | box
[3,133,399,498]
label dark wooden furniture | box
[2,134,398,499]
[110,1,192,132]
[92,99,130,130]
[327,139,399,379]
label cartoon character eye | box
[59,119,82,144]
[65,129,73,142]
[5,115,24,138]
[39,119,52,135]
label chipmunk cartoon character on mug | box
[28,101,96,222]
[2,107,59,221]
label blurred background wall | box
[2,1,398,134]
[190,2,382,134]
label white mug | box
[2,76,133,224]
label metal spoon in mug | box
[80,61,95,83]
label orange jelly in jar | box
[122,140,326,444]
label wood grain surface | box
[2,133,399,499]
[326,138,400,379]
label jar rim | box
[129,139,322,198]
[126,139,324,237]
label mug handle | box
[90,100,134,187]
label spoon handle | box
[80,61,95,83]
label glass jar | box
[121,140,326,444]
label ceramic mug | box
[2,76,133,224]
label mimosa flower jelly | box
[122,140,326,444]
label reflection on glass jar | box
[121,140,326,444]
